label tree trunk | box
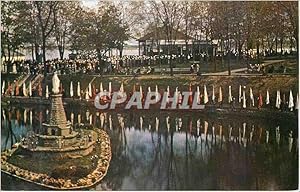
[168,41,173,76]
[42,37,47,76]
[158,40,161,72]
[31,44,35,61]
[280,37,283,58]
[35,43,39,63]
[42,35,46,62]
[185,39,188,63]
[205,35,208,65]
[59,45,64,60]
[297,39,299,65]
[221,39,224,67]
[235,40,239,65]
[275,38,278,55]
[296,35,299,65]
[214,45,217,72]
[7,44,11,63]
[256,40,260,64]
[238,42,243,65]
[96,48,103,75]
[119,45,123,68]
[227,39,231,76]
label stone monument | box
[1,73,112,190]
[19,73,95,158]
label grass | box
[1,74,22,83]
[1,59,298,100]
[267,59,298,74]
[58,74,298,101]
[132,59,247,73]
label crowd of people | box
[0,51,258,76]
[1,54,199,76]
[2,49,295,77]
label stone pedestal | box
[19,76,95,159]
[48,94,69,134]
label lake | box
[1,105,298,190]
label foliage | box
[69,2,129,60]
[1,1,298,67]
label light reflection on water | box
[1,106,298,190]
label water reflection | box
[1,106,298,190]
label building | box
[137,27,217,60]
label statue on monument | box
[52,72,60,94]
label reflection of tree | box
[2,109,17,150]
[1,107,298,190]
[149,127,163,186]
[167,129,177,189]
[103,113,132,190]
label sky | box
[81,0,98,8]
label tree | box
[34,1,58,69]
[276,1,298,60]
[148,1,185,76]
[188,2,212,66]
[53,2,80,60]
[69,2,129,71]
[209,2,236,75]
[1,1,26,62]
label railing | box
[31,74,44,91]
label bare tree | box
[34,1,58,73]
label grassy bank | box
[58,74,298,100]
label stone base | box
[19,130,96,159]
[19,143,95,159]
[36,131,79,148]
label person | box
[190,64,194,74]
[196,64,201,76]
[230,97,236,109]
[279,64,284,73]
[257,92,263,109]
[268,64,274,73]
[261,64,266,75]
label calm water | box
[1,105,298,190]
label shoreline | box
[2,96,298,117]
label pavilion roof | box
[138,27,194,41]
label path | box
[200,59,286,76]
[84,59,287,78]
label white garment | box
[77,82,81,98]
[204,85,208,104]
[70,81,74,97]
[212,85,215,102]
[242,89,246,108]
[45,85,49,98]
[228,86,233,103]
[249,87,254,107]
[218,86,222,103]
[29,81,32,97]
[266,90,270,105]
[239,85,242,103]
[288,90,294,111]
[100,82,103,93]
[275,90,281,109]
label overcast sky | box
[81,0,98,8]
